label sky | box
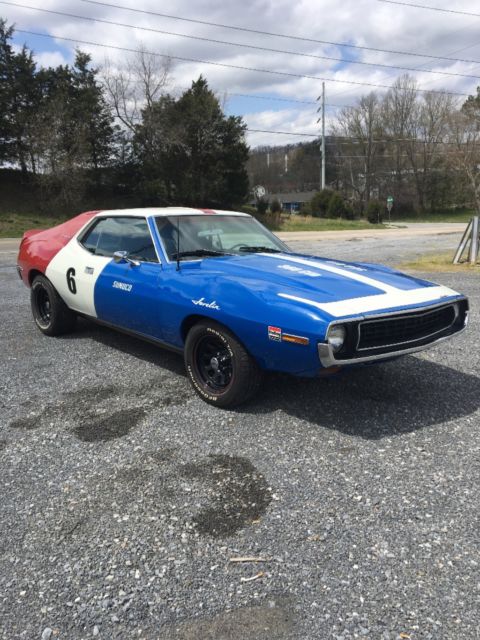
[3,0,480,148]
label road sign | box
[386,196,394,222]
[253,185,266,200]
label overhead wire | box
[376,1,480,18]
[13,29,471,97]
[77,0,480,66]
[3,1,480,79]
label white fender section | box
[45,238,111,317]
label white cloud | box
[4,0,479,146]
[35,50,69,68]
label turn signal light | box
[282,334,310,346]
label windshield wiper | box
[171,249,230,259]
[238,246,281,253]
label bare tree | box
[447,106,480,216]
[101,47,172,133]
[404,91,456,212]
[381,74,418,201]
[332,92,382,204]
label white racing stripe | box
[279,286,458,317]
[263,254,459,317]
[267,254,399,293]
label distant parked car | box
[17,207,468,407]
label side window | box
[80,217,158,262]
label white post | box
[470,216,479,265]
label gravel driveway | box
[0,235,478,640]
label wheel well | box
[28,269,44,286]
[180,314,211,343]
[180,314,249,352]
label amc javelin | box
[17,208,468,407]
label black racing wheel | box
[31,275,76,336]
[184,321,263,408]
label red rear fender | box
[17,210,100,287]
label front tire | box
[184,321,263,408]
[31,275,76,336]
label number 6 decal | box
[66,267,77,294]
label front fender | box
[163,271,329,376]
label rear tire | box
[31,275,76,336]
[184,321,263,408]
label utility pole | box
[317,82,326,190]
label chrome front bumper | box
[318,299,469,368]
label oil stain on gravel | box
[8,380,179,440]
[9,415,40,430]
[183,454,272,537]
[73,407,146,442]
[156,601,293,640]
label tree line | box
[0,20,249,214]
[3,17,480,219]
[248,75,480,217]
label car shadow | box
[61,320,479,441]
[244,356,480,440]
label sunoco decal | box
[113,281,133,292]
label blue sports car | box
[17,207,469,407]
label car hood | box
[197,252,461,319]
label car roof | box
[95,207,250,218]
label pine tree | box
[0,20,38,172]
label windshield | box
[155,214,289,261]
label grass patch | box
[399,251,480,272]
[0,212,68,238]
[396,208,475,223]
[279,215,385,232]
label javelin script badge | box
[191,297,220,311]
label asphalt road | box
[0,235,479,640]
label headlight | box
[327,325,346,353]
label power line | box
[4,1,480,80]
[326,138,461,146]
[78,0,480,67]
[247,128,317,138]
[109,113,464,147]
[377,0,480,18]
[13,29,471,96]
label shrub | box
[300,201,311,216]
[239,204,257,215]
[256,198,269,215]
[327,191,348,219]
[309,189,333,218]
[343,202,355,220]
[265,211,281,230]
[366,199,384,224]
[270,198,282,214]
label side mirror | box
[113,250,140,267]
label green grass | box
[399,251,480,272]
[0,211,386,237]
[0,212,68,238]
[395,208,475,223]
[279,216,385,232]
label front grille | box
[357,304,457,351]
